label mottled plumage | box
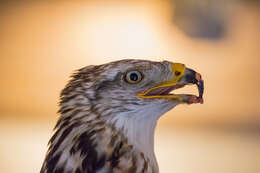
[40,59,204,173]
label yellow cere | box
[138,63,185,101]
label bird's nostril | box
[175,71,181,76]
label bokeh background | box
[1,0,260,172]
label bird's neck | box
[107,102,176,169]
[110,112,157,160]
[43,102,176,173]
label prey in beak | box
[138,63,204,104]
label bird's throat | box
[108,102,177,169]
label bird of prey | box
[40,59,204,173]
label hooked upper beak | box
[138,63,204,104]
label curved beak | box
[138,63,204,104]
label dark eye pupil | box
[130,73,138,81]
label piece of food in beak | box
[183,69,204,104]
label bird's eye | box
[125,70,143,84]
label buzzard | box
[40,59,204,173]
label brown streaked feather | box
[40,59,173,173]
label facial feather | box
[40,59,204,173]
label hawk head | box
[41,59,204,173]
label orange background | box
[0,0,260,173]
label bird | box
[40,59,204,173]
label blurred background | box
[0,0,260,172]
